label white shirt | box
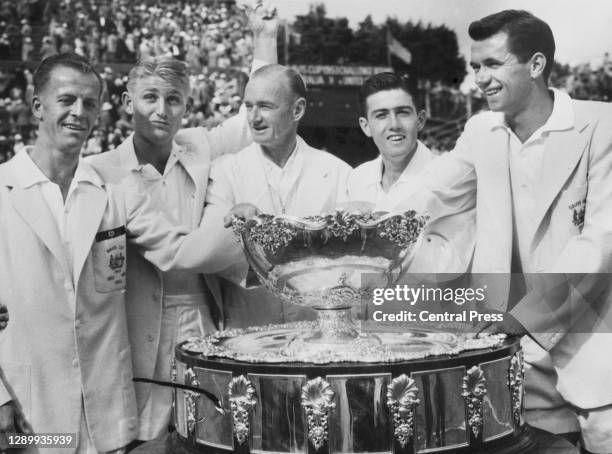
[123,142,205,299]
[347,140,434,212]
[257,140,302,214]
[20,148,102,289]
[492,89,574,273]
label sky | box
[273,0,612,90]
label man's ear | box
[293,97,306,122]
[416,109,427,131]
[359,116,371,137]
[31,95,42,120]
[530,52,547,80]
[122,91,134,115]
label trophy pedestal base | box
[166,426,541,454]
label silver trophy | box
[232,209,428,353]
[173,210,532,453]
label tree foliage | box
[285,4,354,65]
[280,4,466,87]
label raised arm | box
[174,0,279,158]
[248,0,279,66]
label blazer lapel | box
[8,187,72,278]
[532,126,588,238]
[72,185,108,283]
[180,147,211,229]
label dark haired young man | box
[422,10,612,452]
[347,72,475,274]
[348,72,429,211]
[0,52,250,453]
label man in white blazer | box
[87,4,278,443]
[202,64,351,328]
[0,54,243,453]
[421,10,612,452]
[0,53,181,452]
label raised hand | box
[241,0,278,39]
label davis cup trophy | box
[233,209,429,358]
[171,210,535,454]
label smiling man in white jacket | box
[202,64,351,329]
[420,10,612,452]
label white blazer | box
[425,91,612,409]
[86,113,250,427]
[0,150,205,450]
[201,137,352,328]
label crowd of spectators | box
[0,0,253,162]
[0,62,247,162]
[552,53,612,102]
[0,0,254,72]
[1,0,611,162]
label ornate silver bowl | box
[232,210,429,348]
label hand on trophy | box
[224,202,262,227]
[476,312,527,337]
[0,303,7,331]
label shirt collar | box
[257,136,304,172]
[490,88,574,134]
[363,140,430,186]
[13,146,103,189]
[122,135,187,175]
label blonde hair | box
[127,56,190,92]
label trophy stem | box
[306,307,359,343]
[281,307,383,359]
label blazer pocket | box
[559,184,587,233]
[92,226,127,293]
[543,184,588,266]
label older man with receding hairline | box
[202,63,352,329]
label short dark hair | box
[33,52,103,97]
[251,64,307,100]
[469,10,555,82]
[359,72,420,116]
